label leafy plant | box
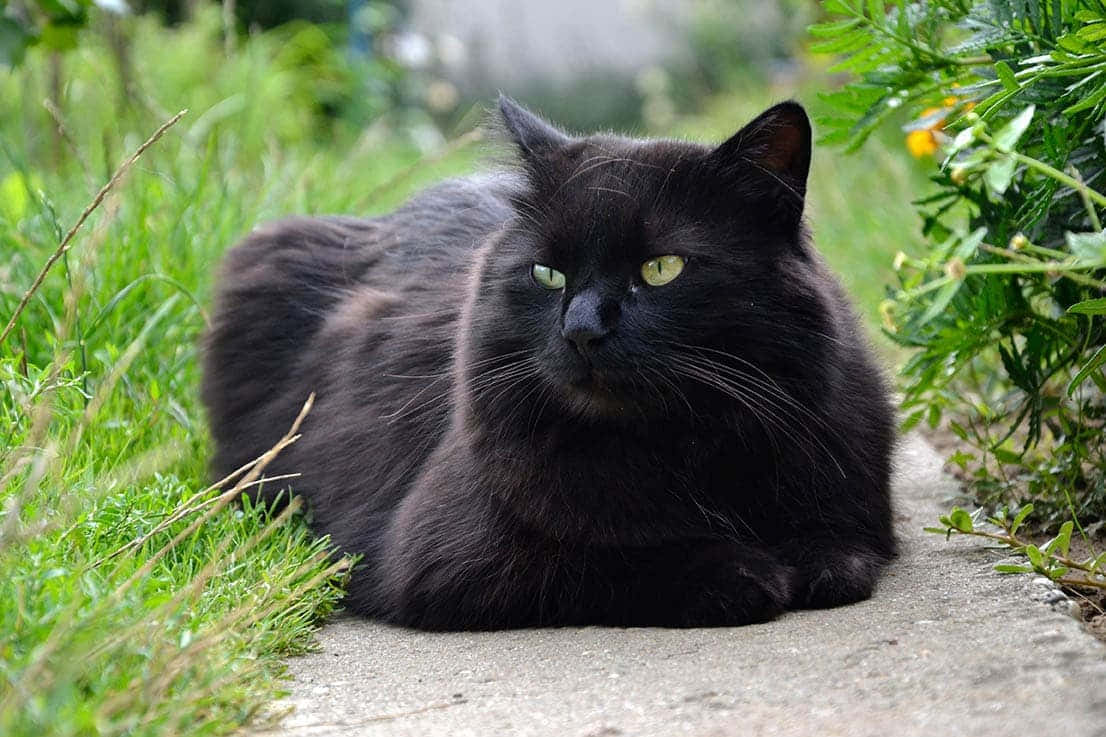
[810,0,1106,527]
[1,0,96,66]
[927,504,1106,591]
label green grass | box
[0,12,927,737]
[0,11,481,737]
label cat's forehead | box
[564,137,703,189]
[540,137,706,254]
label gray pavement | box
[262,434,1106,737]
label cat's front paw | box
[674,557,796,627]
[791,549,887,609]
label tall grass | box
[0,10,480,736]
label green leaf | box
[994,61,1019,91]
[810,29,873,55]
[949,126,976,152]
[992,446,1021,464]
[39,23,80,52]
[808,17,864,37]
[0,171,31,222]
[1010,504,1034,535]
[994,564,1033,573]
[900,408,924,433]
[949,507,974,532]
[1065,81,1106,115]
[916,279,960,326]
[954,227,987,259]
[1076,22,1106,42]
[948,450,974,469]
[993,105,1035,153]
[1058,33,1092,53]
[822,0,855,14]
[1050,521,1073,558]
[983,154,1016,194]
[1066,230,1106,264]
[0,17,34,68]
[1025,544,1043,569]
[1067,298,1106,315]
[1067,345,1106,396]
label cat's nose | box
[563,323,606,351]
[562,290,615,352]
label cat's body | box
[202,98,896,630]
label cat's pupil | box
[641,255,686,286]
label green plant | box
[809,1,1106,529]
[1,0,95,66]
[927,505,1105,590]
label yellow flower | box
[906,106,946,158]
[906,129,939,157]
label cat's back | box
[202,173,517,487]
[359,173,519,287]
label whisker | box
[669,358,846,479]
[384,354,536,423]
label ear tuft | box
[498,94,570,160]
[710,101,812,198]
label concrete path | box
[263,434,1106,737]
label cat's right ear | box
[705,101,812,230]
[498,95,571,165]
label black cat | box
[201,97,896,630]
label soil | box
[1065,537,1106,645]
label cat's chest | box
[484,424,763,505]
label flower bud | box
[878,300,897,333]
[944,258,967,280]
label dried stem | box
[42,98,95,191]
[0,109,187,347]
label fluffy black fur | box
[202,97,896,630]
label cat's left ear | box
[498,94,571,163]
[707,101,812,222]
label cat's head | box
[461,96,839,426]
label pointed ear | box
[498,94,570,162]
[707,101,812,215]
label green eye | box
[641,255,686,286]
[532,264,566,290]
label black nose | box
[562,290,614,352]
[563,323,606,351]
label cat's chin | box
[559,380,642,422]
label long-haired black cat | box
[202,97,896,630]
